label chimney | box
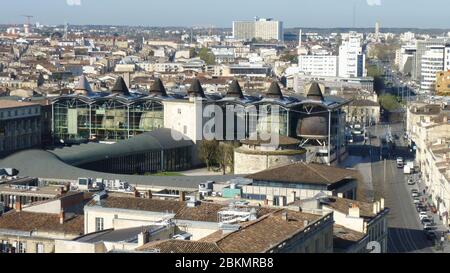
[348,203,360,218]
[376,201,381,213]
[337,193,343,198]
[303,220,309,227]
[380,198,385,210]
[134,189,140,198]
[15,200,22,212]
[179,191,186,202]
[373,203,377,214]
[59,210,65,224]
[146,190,153,199]
[281,211,288,221]
[138,229,150,246]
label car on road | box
[412,192,420,198]
[411,189,419,194]
[407,179,416,185]
[396,157,404,168]
[423,223,436,230]
[413,198,421,204]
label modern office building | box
[233,17,283,42]
[412,38,450,82]
[52,76,349,165]
[0,100,42,157]
[420,45,449,91]
[298,54,339,77]
[338,32,366,78]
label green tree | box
[198,47,215,65]
[379,94,402,111]
[198,140,219,171]
[367,65,385,92]
[280,53,298,64]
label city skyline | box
[0,0,450,29]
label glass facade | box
[78,146,191,174]
[255,104,289,136]
[53,97,164,142]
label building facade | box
[0,100,42,157]
[233,18,283,42]
[338,32,366,78]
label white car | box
[413,198,421,204]
[412,192,420,198]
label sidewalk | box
[411,174,450,252]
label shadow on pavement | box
[388,227,435,253]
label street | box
[347,123,436,253]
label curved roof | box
[226,80,244,99]
[149,78,167,97]
[0,150,237,191]
[111,76,130,96]
[187,79,206,98]
[50,128,193,166]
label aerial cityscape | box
[0,0,449,261]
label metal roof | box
[0,149,239,191]
[50,128,194,166]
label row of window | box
[0,240,45,253]
[0,107,39,119]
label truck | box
[403,161,415,174]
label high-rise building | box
[338,32,366,78]
[375,21,380,42]
[232,17,283,42]
[420,44,450,91]
[412,38,450,82]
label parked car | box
[421,218,432,225]
[411,189,419,194]
[408,179,416,185]
[423,223,436,230]
[412,192,420,198]
[413,198,421,204]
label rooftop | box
[0,211,84,235]
[246,162,359,187]
[0,100,38,109]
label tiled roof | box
[96,196,183,214]
[199,210,322,253]
[0,211,84,235]
[0,100,38,109]
[333,224,367,250]
[137,239,223,253]
[323,197,377,219]
[246,162,359,186]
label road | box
[368,123,434,253]
[347,123,435,252]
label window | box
[18,241,26,253]
[183,125,187,134]
[36,243,44,253]
[95,217,104,231]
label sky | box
[0,0,449,29]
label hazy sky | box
[1,0,449,29]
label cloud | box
[366,0,381,6]
[66,0,82,6]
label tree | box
[379,94,402,111]
[198,140,219,171]
[198,47,215,65]
[280,52,298,64]
[367,65,385,93]
[216,143,236,175]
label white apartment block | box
[338,32,366,78]
[298,54,338,77]
[233,17,283,42]
[420,45,450,91]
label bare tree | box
[198,140,219,171]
